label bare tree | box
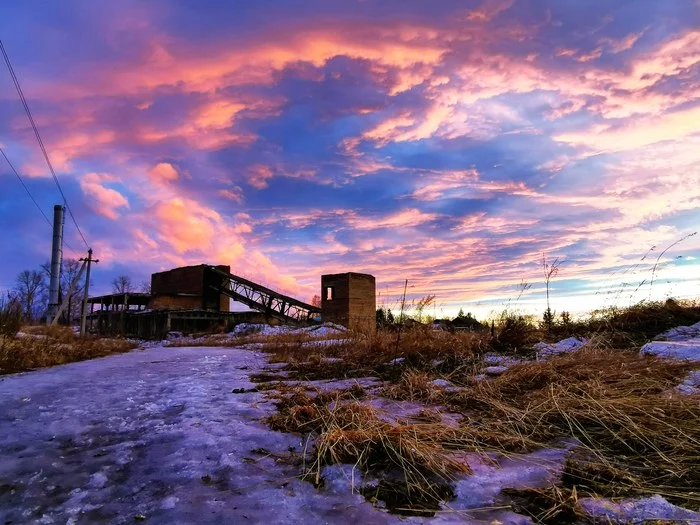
[112,275,133,294]
[14,270,46,321]
[61,259,84,324]
[310,294,321,307]
[138,279,152,294]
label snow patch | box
[640,339,700,362]
[533,337,588,359]
[676,370,700,395]
[655,321,700,341]
[483,353,522,368]
[449,445,575,511]
[484,366,509,376]
[580,494,700,523]
[88,471,108,489]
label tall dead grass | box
[454,348,700,509]
[0,325,138,374]
[266,384,473,514]
[265,347,699,513]
[263,327,488,381]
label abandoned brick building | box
[87,264,376,338]
[321,272,376,331]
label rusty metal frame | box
[208,266,320,323]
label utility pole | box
[79,249,98,336]
[46,205,65,324]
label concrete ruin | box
[321,272,376,331]
[87,264,376,338]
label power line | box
[0,145,80,257]
[0,145,52,228]
[0,39,90,250]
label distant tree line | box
[376,305,488,331]
[5,259,85,324]
[3,263,149,325]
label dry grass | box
[452,348,700,509]
[262,327,487,382]
[381,369,444,403]
[0,325,138,374]
[262,344,700,514]
[266,384,474,513]
[502,486,584,524]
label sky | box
[0,0,699,320]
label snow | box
[2,339,697,524]
[677,370,700,395]
[0,346,403,524]
[655,321,700,341]
[640,320,700,362]
[430,378,454,388]
[484,366,509,376]
[230,322,346,338]
[533,337,588,359]
[482,353,522,368]
[447,444,575,516]
[579,494,700,523]
[641,339,700,362]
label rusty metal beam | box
[208,266,320,323]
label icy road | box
[3,345,696,524]
[0,346,428,525]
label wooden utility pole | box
[79,249,99,336]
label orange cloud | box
[147,162,180,183]
[248,165,274,189]
[153,197,220,252]
[347,208,438,230]
[554,104,700,152]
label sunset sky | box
[1,0,699,319]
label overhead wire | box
[0,145,52,229]
[0,145,80,258]
[0,39,90,250]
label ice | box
[447,444,575,518]
[579,494,700,523]
[533,337,588,359]
[641,339,700,362]
[0,346,409,524]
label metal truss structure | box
[208,266,321,323]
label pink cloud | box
[147,162,180,183]
[218,186,244,204]
[79,172,129,220]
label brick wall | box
[149,264,231,311]
[321,272,375,331]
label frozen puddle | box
[0,346,413,524]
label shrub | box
[0,294,22,338]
